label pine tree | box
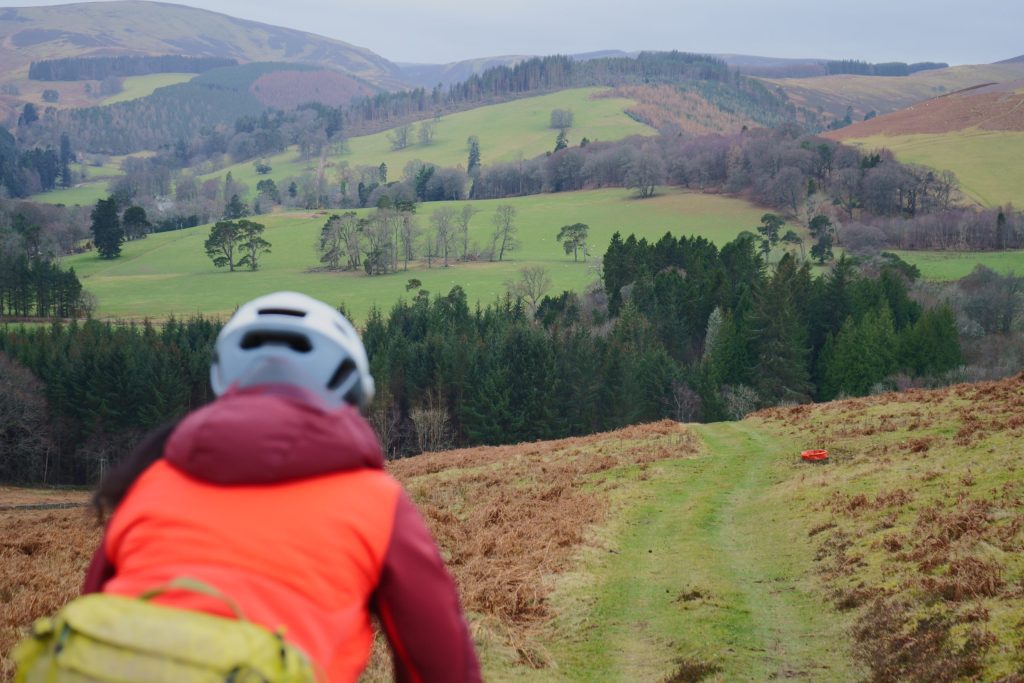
[91,197,123,259]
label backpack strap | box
[139,577,247,621]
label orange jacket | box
[84,385,480,682]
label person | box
[81,291,481,682]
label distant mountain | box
[996,55,1024,64]
[0,1,405,88]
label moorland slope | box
[3,375,1022,681]
[0,1,403,87]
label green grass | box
[893,249,1024,280]
[518,379,1024,680]
[100,73,196,105]
[542,421,860,681]
[843,129,1024,208]
[200,88,654,193]
[64,189,777,323]
[30,155,141,206]
[31,183,110,206]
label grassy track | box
[543,421,858,681]
[843,129,1024,208]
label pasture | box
[843,129,1024,208]
[893,248,1024,280]
[100,73,196,105]
[63,189,775,323]
[199,87,654,193]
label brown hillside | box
[826,81,1024,140]
[250,70,379,109]
[598,84,759,135]
[0,421,698,678]
[0,1,404,88]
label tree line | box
[825,60,949,77]
[28,55,237,81]
[0,207,91,319]
[0,228,970,484]
[0,317,218,484]
[0,127,75,197]
[0,254,86,319]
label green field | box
[64,189,776,322]
[30,87,651,208]
[200,87,654,193]
[101,73,196,105]
[843,129,1024,208]
[31,156,135,206]
[894,248,1024,280]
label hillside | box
[826,81,1024,137]
[0,1,404,88]
[4,375,1023,680]
[827,83,1024,208]
[763,63,1024,120]
[62,189,774,322]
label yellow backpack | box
[13,578,318,683]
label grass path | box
[542,421,859,681]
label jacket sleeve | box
[373,491,481,683]
[81,536,115,594]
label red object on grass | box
[801,449,829,462]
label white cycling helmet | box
[210,291,375,408]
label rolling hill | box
[63,188,776,323]
[0,0,404,88]
[763,63,1024,120]
[4,375,1023,680]
[827,82,1024,207]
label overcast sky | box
[9,0,1022,65]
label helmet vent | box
[258,308,306,317]
[327,358,357,390]
[240,331,312,353]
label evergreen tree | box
[554,129,568,153]
[235,220,271,271]
[466,135,481,177]
[91,196,123,259]
[122,205,150,240]
[756,213,784,261]
[224,193,248,220]
[204,221,241,271]
[749,259,813,405]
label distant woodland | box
[28,55,237,81]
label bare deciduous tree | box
[411,392,452,453]
[507,266,552,314]
[430,206,458,267]
[458,204,478,260]
[490,204,519,262]
[386,124,413,151]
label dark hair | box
[92,422,179,521]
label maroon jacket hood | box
[164,384,384,484]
